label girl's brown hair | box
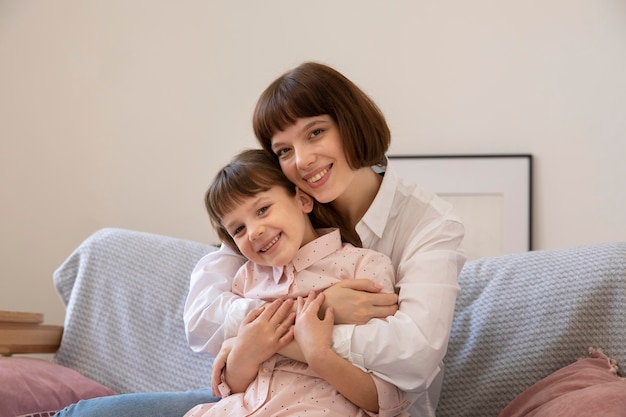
[205,149,361,253]
[253,62,391,169]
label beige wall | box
[2,0,625,326]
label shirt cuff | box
[331,324,365,370]
[217,369,232,397]
[223,298,263,339]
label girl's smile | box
[259,233,281,253]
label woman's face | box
[270,115,355,204]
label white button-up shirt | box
[184,161,465,416]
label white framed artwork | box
[389,154,532,261]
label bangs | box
[207,168,276,221]
[205,149,295,224]
[253,72,328,149]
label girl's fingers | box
[250,298,296,332]
[323,306,334,324]
[297,291,324,317]
[258,299,283,318]
[278,325,295,345]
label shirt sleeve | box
[183,243,264,356]
[354,250,396,294]
[335,218,465,393]
[371,373,411,417]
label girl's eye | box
[231,225,245,236]
[257,206,269,216]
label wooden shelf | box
[0,310,63,355]
[0,310,43,324]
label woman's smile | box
[304,164,332,187]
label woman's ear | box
[295,187,314,214]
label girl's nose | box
[248,223,264,241]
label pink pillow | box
[0,357,115,417]
[499,348,626,417]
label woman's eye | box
[275,148,291,158]
[310,128,323,138]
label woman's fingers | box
[335,278,384,293]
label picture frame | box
[388,154,532,260]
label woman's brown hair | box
[205,149,361,253]
[253,62,391,169]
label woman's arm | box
[277,281,392,362]
[321,279,398,324]
[184,243,263,356]
[330,219,466,392]
[295,292,379,413]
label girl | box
[186,148,407,416]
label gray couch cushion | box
[438,242,626,417]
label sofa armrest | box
[0,310,63,355]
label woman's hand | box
[211,337,236,395]
[321,279,398,324]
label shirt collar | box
[291,228,343,272]
[270,228,343,284]
[358,162,397,238]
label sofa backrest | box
[438,241,626,417]
[53,228,216,394]
[53,228,626,416]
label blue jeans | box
[54,389,218,417]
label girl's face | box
[221,185,316,267]
[270,115,355,204]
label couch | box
[2,228,625,417]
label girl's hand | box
[294,291,334,361]
[234,298,296,366]
[218,299,296,394]
[295,292,381,413]
[321,279,398,324]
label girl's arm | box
[295,292,379,413]
[184,243,263,356]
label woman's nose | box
[294,148,315,170]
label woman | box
[185,62,466,416]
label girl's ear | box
[295,187,314,214]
